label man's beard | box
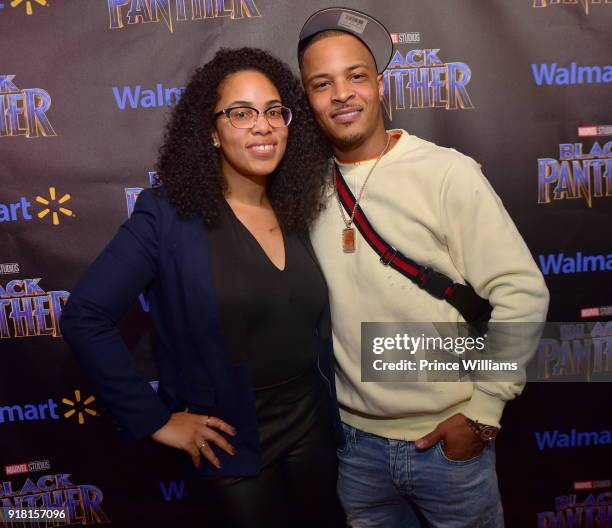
[333,130,365,150]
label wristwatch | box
[465,417,499,441]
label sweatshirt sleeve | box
[59,189,172,441]
[439,154,549,427]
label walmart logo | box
[531,62,612,86]
[36,186,73,226]
[0,186,75,226]
[112,83,185,110]
[9,0,48,15]
[159,480,187,502]
[538,252,612,275]
[535,429,612,450]
[0,390,97,425]
[62,389,98,425]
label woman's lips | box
[247,143,277,157]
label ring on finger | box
[198,440,208,450]
[206,416,211,427]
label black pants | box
[189,369,346,527]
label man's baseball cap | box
[298,7,393,74]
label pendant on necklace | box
[342,227,356,253]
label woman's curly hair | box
[155,47,332,232]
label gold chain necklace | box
[333,133,391,253]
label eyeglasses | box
[213,105,293,129]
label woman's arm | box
[60,189,172,441]
[60,189,237,468]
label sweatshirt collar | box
[334,129,407,168]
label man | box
[297,7,549,528]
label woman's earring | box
[212,138,220,148]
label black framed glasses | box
[213,105,293,129]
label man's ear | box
[377,73,385,101]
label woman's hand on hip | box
[151,412,236,469]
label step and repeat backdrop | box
[1,0,611,526]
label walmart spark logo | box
[62,390,97,425]
[35,186,73,226]
[9,0,47,15]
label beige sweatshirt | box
[311,130,549,440]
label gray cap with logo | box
[298,7,393,74]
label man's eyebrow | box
[346,63,369,72]
[306,63,370,84]
[306,72,331,84]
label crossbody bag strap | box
[334,164,492,332]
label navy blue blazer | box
[60,188,343,477]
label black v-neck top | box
[208,201,327,389]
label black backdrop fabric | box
[1,1,611,526]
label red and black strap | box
[334,164,492,330]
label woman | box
[60,48,345,527]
